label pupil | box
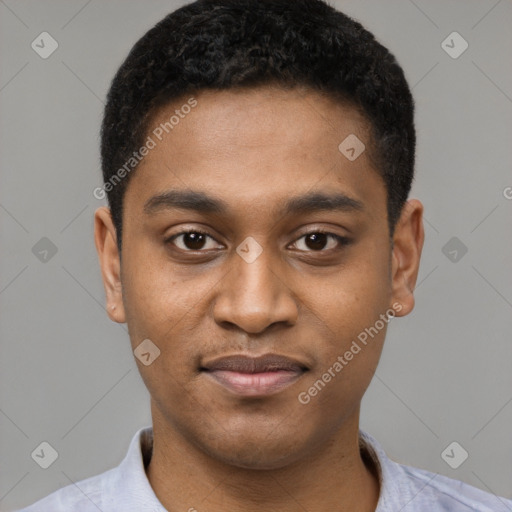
[185,233,205,250]
[306,233,327,251]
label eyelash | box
[165,229,351,254]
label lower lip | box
[204,370,304,397]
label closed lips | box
[200,354,309,373]
[200,354,309,397]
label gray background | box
[1,0,511,510]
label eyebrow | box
[143,189,364,217]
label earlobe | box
[94,207,126,323]
[390,199,425,317]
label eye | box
[290,230,351,252]
[165,230,222,251]
[165,229,351,254]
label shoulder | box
[359,430,512,512]
[394,461,512,511]
[15,468,116,512]
[16,426,156,512]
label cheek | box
[302,246,391,388]
[313,252,391,334]
[120,246,220,380]
[119,253,191,386]
[121,248,193,333]
[297,304,388,416]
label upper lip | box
[201,354,308,374]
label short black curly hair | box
[100,0,415,254]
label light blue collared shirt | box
[18,426,512,511]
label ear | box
[94,207,126,323]
[389,199,424,317]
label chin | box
[194,419,315,470]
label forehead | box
[123,86,386,226]
[147,86,369,159]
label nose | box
[212,244,299,334]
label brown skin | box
[94,86,424,512]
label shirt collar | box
[108,426,167,511]
[358,429,404,511]
[118,426,398,511]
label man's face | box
[96,86,421,469]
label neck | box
[146,407,380,512]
